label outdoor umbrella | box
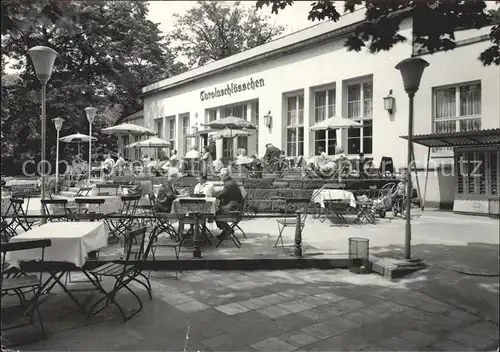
[211,128,252,140]
[101,123,156,159]
[202,116,256,158]
[309,116,362,130]
[126,136,171,166]
[59,132,97,156]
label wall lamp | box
[264,110,272,128]
[383,90,395,115]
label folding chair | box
[177,199,211,250]
[106,195,141,244]
[41,199,69,222]
[215,208,244,248]
[322,199,350,224]
[86,227,153,322]
[75,186,93,197]
[150,196,178,241]
[7,197,37,233]
[149,216,181,279]
[275,198,310,249]
[1,239,52,338]
[74,197,105,214]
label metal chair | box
[1,239,52,338]
[74,197,105,214]
[275,198,311,249]
[86,227,153,322]
[106,195,141,243]
[41,199,70,222]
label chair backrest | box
[284,198,311,223]
[122,227,148,264]
[119,195,141,216]
[41,199,69,220]
[76,187,93,196]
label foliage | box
[256,0,500,66]
[1,0,186,175]
[169,0,285,67]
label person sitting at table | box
[112,153,126,176]
[101,154,115,176]
[193,175,214,197]
[213,168,244,239]
[155,169,180,213]
[169,149,179,168]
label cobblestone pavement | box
[7,269,499,351]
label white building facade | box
[139,11,499,214]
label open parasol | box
[60,132,97,156]
[202,116,256,158]
[211,128,252,140]
[125,136,171,164]
[309,116,362,130]
[101,123,156,158]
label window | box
[223,138,233,158]
[313,87,336,154]
[182,115,190,154]
[223,104,247,119]
[285,95,304,156]
[433,82,481,152]
[208,109,217,122]
[346,81,373,154]
[155,118,163,139]
[255,101,259,155]
[166,117,176,152]
[456,150,499,196]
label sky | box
[147,1,322,37]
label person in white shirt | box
[169,149,179,167]
[193,175,214,196]
[101,154,115,175]
[113,153,126,176]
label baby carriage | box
[371,182,396,218]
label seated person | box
[169,149,179,168]
[112,153,126,176]
[236,148,247,159]
[155,169,180,213]
[248,155,264,178]
[314,147,336,177]
[101,154,115,175]
[193,175,214,197]
[392,173,407,207]
[213,168,244,239]
[213,158,225,174]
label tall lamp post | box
[53,117,64,194]
[85,107,97,183]
[395,57,429,260]
[27,46,58,224]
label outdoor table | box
[311,189,357,209]
[5,221,108,313]
[53,195,123,215]
[171,196,218,215]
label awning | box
[400,128,500,148]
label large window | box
[456,150,498,197]
[433,82,482,152]
[155,118,163,139]
[208,109,217,122]
[166,117,176,153]
[223,104,247,119]
[286,95,304,157]
[346,81,373,155]
[313,87,336,154]
[181,114,191,154]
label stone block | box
[251,337,296,352]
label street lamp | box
[395,57,429,260]
[27,46,58,224]
[85,107,97,183]
[53,117,64,194]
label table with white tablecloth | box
[171,197,218,214]
[6,221,108,268]
[311,189,357,208]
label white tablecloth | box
[6,221,108,268]
[311,189,357,208]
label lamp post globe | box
[85,107,97,183]
[27,46,58,84]
[54,117,64,131]
[395,57,429,260]
[27,46,58,224]
[395,58,429,95]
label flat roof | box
[141,8,369,96]
[400,129,500,148]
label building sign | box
[200,77,265,102]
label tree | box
[1,0,186,175]
[256,0,500,66]
[169,0,285,67]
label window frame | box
[455,149,499,197]
[285,94,304,157]
[166,116,176,151]
[346,80,373,155]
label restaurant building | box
[136,9,499,215]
